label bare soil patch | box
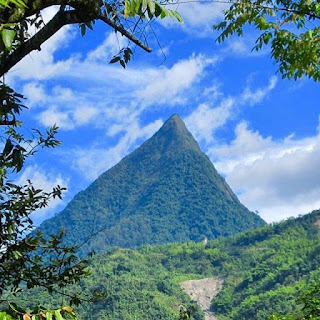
[180,278,223,320]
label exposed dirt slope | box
[181,278,223,320]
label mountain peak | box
[162,114,187,133]
[153,114,200,152]
[39,114,265,254]
[167,113,184,124]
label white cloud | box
[225,39,250,56]
[155,42,172,58]
[37,104,101,130]
[86,32,127,62]
[185,99,233,143]
[163,1,228,36]
[18,52,218,134]
[38,106,72,129]
[23,83,77,106]
[240,76,277,106]
[15,165,69,221]
[185,75,277,144]
[213,121,273,159]
[211,121,320,222]
[22,83,101,129]
[221,36,270,58]
[51,86,76,102]
[136,54,218,107]
[7,23,74,81]
[73,106,100,126]
[178,2,226,27]
[22,82,47,107]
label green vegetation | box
[210,212,320,320]
[19,249,205,320]
[214,0,320,81]
[0,68,88,319]
[4,102,317,320]
[26,209,320,320]
[268,278,320,320]
[39,115,265,255]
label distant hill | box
[39,114,265,253]
[30,210,320,320]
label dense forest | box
[22,209,320,320]
[38,115,264,255]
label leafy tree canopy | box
[214,0,320,81]
[0,79,92,320]
[0,0,182,75]
[269,279,320,320]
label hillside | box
[39,114,264,253]
[27,210,320,320]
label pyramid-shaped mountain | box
[39,114,265,253]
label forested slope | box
[38,114,264,254]
[28,210,320,320]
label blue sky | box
[6,4,320,224]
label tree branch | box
[0,10,78,76]
[0,9,152,76]
[1,0,102,24]
[98,14,152,52]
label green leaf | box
[147,0,155,16]
[61,307,72,313]
[134,0,142,13]
[172,10,183,22]
[110,56,120,64]
[160,8,167,19]
[85,21,94,30]
[8,0,26,7]
[166,10,175,20]
[0,0,25,7]
[3,139,13,156]
[124,0,130,18]
[124,47,132,63]
[80,24,86,37]
[154,2,162,17]
[54,310,63,320]
[1,28,15,50]
[13,250,22,259]
[0,0,10,7]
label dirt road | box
[180,278,223,320]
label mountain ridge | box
[39,114,265,253]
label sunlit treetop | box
[214,0,320,81]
